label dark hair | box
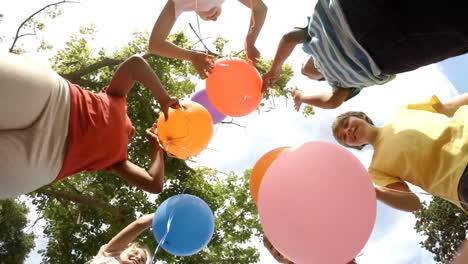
[331,111,374,150]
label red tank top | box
[56,81,133,181]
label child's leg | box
[0,53,60,130]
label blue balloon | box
[152,194,215,256]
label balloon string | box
[195,13,210,56]
[150,188,187,263]
[379,186,468,207]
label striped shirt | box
[302,0,395,97]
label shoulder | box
[98,244,123,257]
[88,245,121,264]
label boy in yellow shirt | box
[331,93,468,212]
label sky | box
[1,0,467,263]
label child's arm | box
[262,28,306,92]
[433,93,468,117]
[112,129,165,194]
[102,213,154,253]
[238,0,268,64]
[293,87,349,110]
[148,1,213,79]
[452,240,468,264]
[375,182,422,212]
[106,55,180,120]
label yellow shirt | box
[369,96,468,210]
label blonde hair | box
[331,111,374,150]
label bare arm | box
[112,129,165,194]
[102,214,154,253]
[262,28,306,91]
[293,86,349,110]
[269,28,306,73]
[148,1,192,60]
[148,1,213,79]
[106,55,179,119]
[433,93,468,117]
[452,240,468,264]
[238,0,268,64]
[375,182,422,212]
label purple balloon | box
[191,89,226,124]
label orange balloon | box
[206,57,263,117]
[156,101,213,160]
[250,147,290,204]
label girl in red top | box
[0,53,179,198]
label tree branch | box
[220,120,246,128]
[35,187,128,226]
[26,215,44,233]
[59,53,154,82]
[188,22,219,57]
[16,33,36,39]
[60,57,124,82]
[9,0,79,52]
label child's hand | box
[160,97,181,121]
[146,125,162,150]
[190,51,214,79]
[245,42,260,65]
[137,213,155,227]
[262,68,280,93]
[292,88,303,112]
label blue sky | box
[1,0,467,263]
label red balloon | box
[206,58,262,117]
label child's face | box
[197,6,222,21]
[120,246,147,264]
[334,116,370,147]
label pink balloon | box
[258,141,376,264]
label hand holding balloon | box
[146,124,162,151]
[262,68,280,93]
[160,96,181,121]
[156,101,213,160]
[245,42,261,65]
[190,51,214,79]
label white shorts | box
[0,53,70,198]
